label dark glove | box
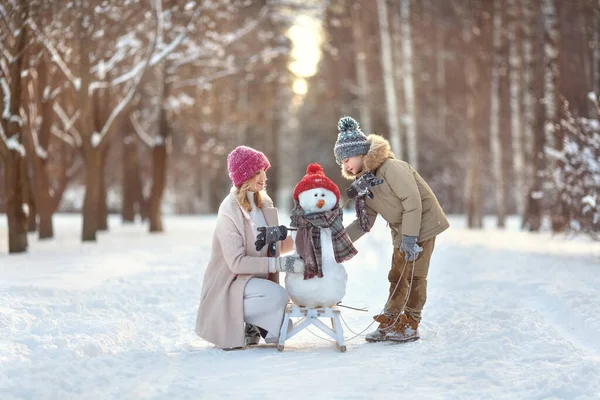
[255,225,288,252]
[346,172,384,200]
[399,235,423,262]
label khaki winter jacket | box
[344,135,449,246]
[195,187,281,349]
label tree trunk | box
[26,171,37,232]
[592,0,600,95]
[3,151,29,253]
[122,134,136,223]
[135,156,147,220]
[490,0,506,228]
[35,144,55,240]
[521,0,536,197]
[401,0,418,168]
[275,82,296,212]
[377,0,402,158]
[352,1,372,134]
[508,0,525,216]
[97,147,109,231]
[2,9,29,253]
[36,56,55,240]
[542,0,565,232]
[595,3,600,96]
[37,158,54,240]
[81,147,102,242]
[523,96,547,231]
[464,2,483,229]
[148,144,167,232]
[435,18,447,140]
[236,80,248,144]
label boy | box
[334,116,449,343]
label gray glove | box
[255,225,288,252]
[275,256,305,273]
[399,235,423,262]
[345,172,384,199]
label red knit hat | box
[293,163,341,202]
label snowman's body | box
[285,188,348,308]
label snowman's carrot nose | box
[317,199,325,208]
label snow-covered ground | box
[1,214,599,400]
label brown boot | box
[365,313,398,342]
[365,313,420,343]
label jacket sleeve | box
[382,161,422,237]
[215,214,270,275]
[345,204,378,243]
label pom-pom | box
[337,116,359,133]
[306,163,324,175]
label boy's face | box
[342,155,364,177]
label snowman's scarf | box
[290,204,358,280]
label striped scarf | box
[290,204,358,280]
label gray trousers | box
[243,278,289,343]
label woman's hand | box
[273,255,305,274]
[255,225,288,251]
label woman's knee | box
[272,285,289,309]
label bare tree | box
[463,0,484,229]
[377,0,402,158]
[351,1,372,134]
[489,0,506,227]
[0,2,30,253]
[401,0,418,168]
[541,0,566,231]
[508,0,526,216]
[521,0,545,231]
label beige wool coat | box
[344,134,450,247]
[195,187,281,349]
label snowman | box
[285,164,358,308]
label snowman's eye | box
[321,194,325,197]
[314,194,318,197]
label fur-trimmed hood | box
[341,134,395,180]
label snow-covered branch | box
[220,5,269,45]
[168,6,270,74]
[92,4,161,149]
[0,117,8,156]
[110,30,185,87]
[110,2,207,87]
[171,67,240,89]
[130,112,155,148]
[50,124,76,147]
[27,19,81,91]
[1,76,10,119]
[52,103,82,146]
[25,80,48,159]
[3,133,25,156]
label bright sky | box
[287,15,322,96]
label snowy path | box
[1,214,599,400]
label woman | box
[195,146,305,350]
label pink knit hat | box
[227,146,271,187]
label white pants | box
[243,278,289,343]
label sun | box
[287,14,322,97]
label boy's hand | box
[346,173,384,199]
[399,235,423,262]
[255,225,288,251]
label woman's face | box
[249,169,267,192]
[342,156,364,176]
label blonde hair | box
[236,180,265,212]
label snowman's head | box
[293,163,341,213]
[298,188,338,214]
